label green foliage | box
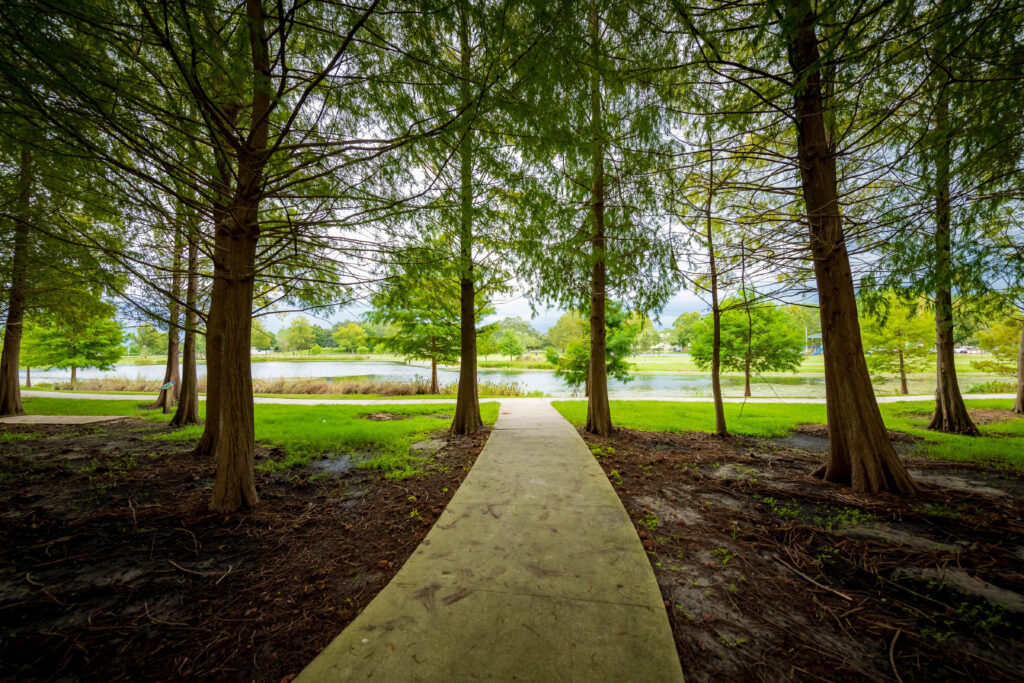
[129,323,166,357]
[279,317,320,352]
[251,319,275,350]
[671,312,701,349]
[546,303,636,391]
[332,322,368,354]
[971,319,1022,375]
[22,298,123,375]
[547,311,588,351]
[859,295,935,383]
[493,318,544,350]
[497,330,525,361]
[690,297,803,376]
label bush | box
[356,346,370,354]
[309,344,323,355]
[965,380,1018,394]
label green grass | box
[27,388,512,400]
[552,399,1024,470]
[552,400,826,438]
[21,397,499,479]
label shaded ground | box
[0,418,488,681]
[581,427,1024,682]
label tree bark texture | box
[706,148,727,436]
[786,0,917,494]
[209,0,269,512]
[172,225,201,427]
[153,220,184,413]
[24,368,30,388]
[0,148,32,416]
[194,217,229,455]
[898,348,909,395]
[194,99,239,456]
[451,0,482,436]
[1013,323,1024,414]
[430,337,439,395]
[585,0,612,437]
[928,94,978,435]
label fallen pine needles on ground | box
[582,427,1024,682]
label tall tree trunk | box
[209,0,269,513]
[786,0,916,494]
[928,91,978,434]
[0,148,32,416]
[706,142,727,436]
[451,0,482,435]
[154,219,184,413]
[430,336,439,394]
[71,366,77,383]
[24,368,30,388]
[195,98,239,456]
[585,0,612,437]
[898,348,909,395]
[172,222,201,427]
[1013,323,1024,414]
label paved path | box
[19,389,1016,406]
[296,398,684,682]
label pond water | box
[19,359,835,397]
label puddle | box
[311,454,362,475]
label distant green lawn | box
[28,388,505,400]
[552,399,1024,470]
[20,397,498,479]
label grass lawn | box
[551,398,1024,470]
[25,388,509,400]
[21,397,498,478]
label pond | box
[21,359,835,397]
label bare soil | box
[0,418,488,681]
[581,427,1024,682]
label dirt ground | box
[582,425,1024,682]
[0,418,488,681]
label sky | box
[261,287,710,334]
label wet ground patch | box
[581,427,1024,681]
[0,418,490,681]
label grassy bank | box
[36,376,540,398]
[21,397,499,478]
[552,399,1024,469]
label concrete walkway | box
[296,398,684,682]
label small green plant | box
[813,506,877,531]
[718,636,747,648]
[589,444,617,458]
[674,605,694,620]
[753,494,801,521]
[409,508,421,519]
[609,469,623,486]
[712,547,737,565]
[638,512,660,531]
[731,464,758,482]
[816,547,840,566]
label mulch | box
[0,418,488,681]
[581,427,1024,682]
